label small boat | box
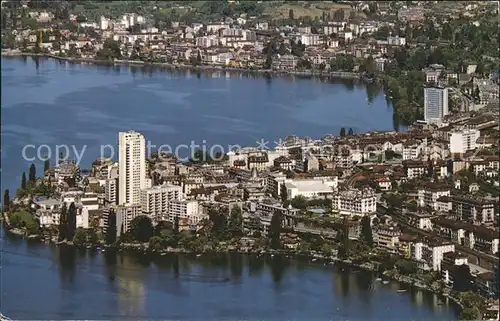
[382,280,389,284]
[375,278,382,281]
[312,258,317,262]
[101,249,105,253]
[396,289,407,293]
[196,254,202,257]
[161,253,167,256]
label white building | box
[284,177,338,199]
[255,22,268,30]
[449,128,480,154]
[168,199,206,225]
[412,242,455,271]
[418,186,451,211]
[140,184,182,222]
[402,143,424,160]
[196,36,219,48]
[387,35,406,46]
[424,87,449,124]
[105,177,118,205]
[332,188,377,216]
[116,204,142,237]
[100,16,110,30]
[119,131,146,206]
[301,34,320,46]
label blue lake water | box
[2,56,397,193]
[0,57,451,320]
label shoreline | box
[1,50,368,80]
[3,224,463,311]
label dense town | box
[1,1,499,320]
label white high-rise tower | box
[118,130,146,205]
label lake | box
[1,232,458,320]
[0,57,449,320]
[2,56,399,193]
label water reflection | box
[58,245,76,286]
[117,277,145,317]
[247,254,265,277]
[104,250,118,282]
[269,256,288,286]
[1,230,459,320]
[228,253,243,280]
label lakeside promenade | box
[1,50,365,80]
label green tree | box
[208,207,229,240]
[290,196,307,210]
[96,39,122,60]
[196,51,202,64]
[155,220,173,237]
[336,218,349,259]
[67,202,77,240]
[452,264,475,292]
[73,228,88,246]
[130,215,154,242]
[76,15,86,23]
[21,172,27,190]
[288,9,294,20]
[105,208,117,245]
[29,163,36,183]
[228,205,243,237]
[395,259,418,275]
[459,308,478,321]
[3,189,10,212]
[339,127,346,137]
[87,228,98,244]
[269,211,281,249]
[58,202,68,241]
[493,265,499,298]
[149,236,165,252]
[44,159,50,173]
[173,215,180,234]
[360,215,373,247]
[280,183,288,202]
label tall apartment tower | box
[424,87,449,123]
[118,131,146,205]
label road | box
[344,169,363,188]
[449,86,472,112]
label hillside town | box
[2,1,499,126]
[1,1,499,320]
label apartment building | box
[105,177,118,205]
[116,203,142,237]
[404,160,427,179]
[376,225,400,253]
[433,217,499,254]
[411,240,455,271]
[424,87,449,124]
[450,194,495,225]
[140,183,182,222]
[417,185,451,211]
[449,128,480,154]
[118,130,146,206]
[332,188,377,216]
[168,199,206,226]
